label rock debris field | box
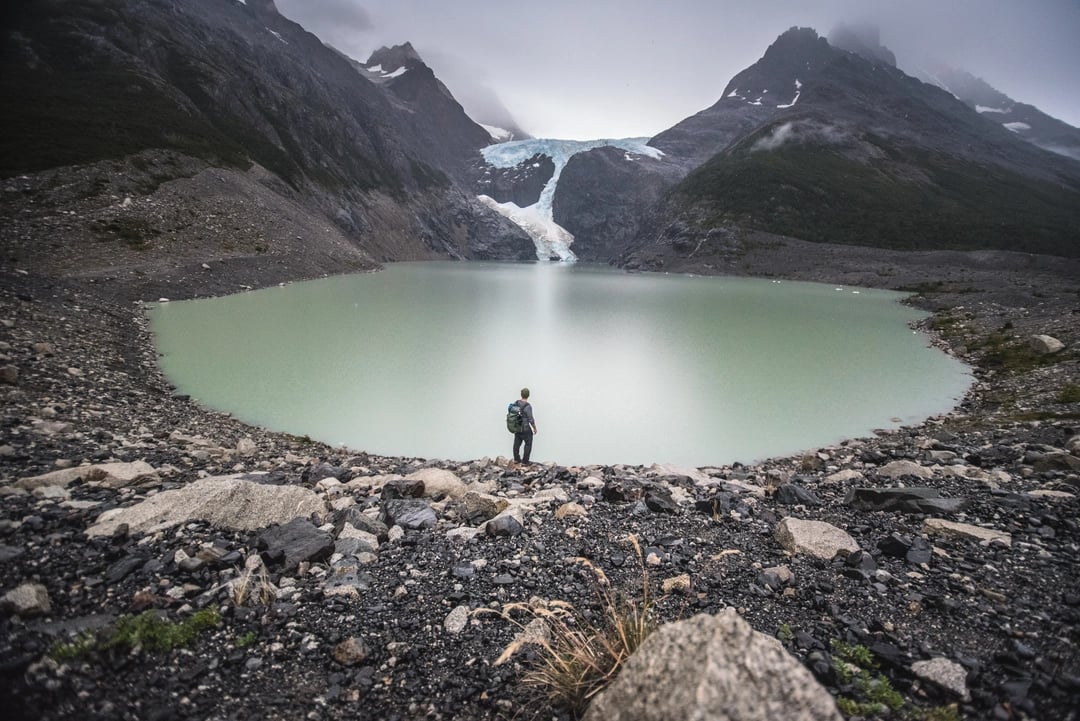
[1,257,1079,721]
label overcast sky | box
[275,0,1080,140]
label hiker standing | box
[512,387,537,465]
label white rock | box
[912,657,971,701]
[405,468,472,499]
[822,469,863,485]
[1029,334,1065,355]
[2,582,51,616]
[443,605,470,634]
[236,437,257,456]
[648,463,712,485]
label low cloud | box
[751,120,852,152]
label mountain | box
[534,27,1080,269]
[0,0,534,282]
[915,64,1080,162]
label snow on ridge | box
[727,88,740,98]
[267,28,287,44]
[385,66,407,79]
[1003,121,1031,132]
[976,105,1009,114]
[481,124,514,143]
[480,137,663,261]
[776,79,801,109]
[368,64,383,73]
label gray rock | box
[776,484,823,506]
[86,473,328,537]
[0,545,25,563]
[582,609,841,721]
[333,507,389,541]
[485,513,524,537]
[380,498,436,530]
[258,518,335,570]
[845,487,968,514]
[1029,334,1065,354]
[2,582,52,616]
[236,437,257,456]
[83,461,159,489]
[462,492,502,524]
[911,657,971,701]
[776,517,859,560]
[0,365,18,385]
[1032,452,1080,473]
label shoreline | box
[2,245,1078,720]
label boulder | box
[406,468,469,499]
[85,473,328,537]
[775,484,823,506]
[922,518,1011,547]
[84,461,160,489]
[0,365,18,385]
[776,517,859,560]
[648,463,712,486]
[823,469,864,485]
[236,437,257,457]
[876,460,934,480]
[582,609,842,721]
[1029,334,1065,355]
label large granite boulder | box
[582,609,841,721]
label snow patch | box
[776,79,801,109]
[367,64,383,73]
[1003,121,1031,132]
[267,29,287,44]
[385,66,407,78]
[976,105,1009,114]
[727,88,740,98]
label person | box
[512,387,537,465]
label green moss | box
[1059,384,1080,404]
[49,631,98,662]
[103,608,221,652]
[235,630,257,648]
[778,623,794,642]
[924,706,962,721]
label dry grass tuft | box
[229,555,276,606]
[481,535,658,717]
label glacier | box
[480,137,663,261]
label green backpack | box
[506,402,525,433]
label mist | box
[275,0,1080,140]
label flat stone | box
[1026,489,1075,499]
[555,502,587,519]
[776,517,859,560]
[17,466,95,490]
[582,609,841,721]
[776,484,822,506]
[823,469,864,485]
[922,518,1011,547]
[876,460,934,480]
[86,473,328,537]
[912,657,971,701]
[83,461,160,489]
[648,463,712,485]
[845,487,968,514]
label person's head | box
[520,387,530,399]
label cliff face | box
[0,0,534,281]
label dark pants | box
[513,431,533,463]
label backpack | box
[506,401,525,434]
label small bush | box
[484,536,657,717]
[1059,384,1080,404]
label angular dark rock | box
[776,484,823,506]
[333,507,390,541]
[644,487,678,514]
[381,479,426,500]
[257,518,334,570]
[380,499,436,530]
[485,514,523,538]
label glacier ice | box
[480,137,663,261]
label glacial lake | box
[148,262,971,466]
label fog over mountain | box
[276,0,1080,139]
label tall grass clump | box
[483,535,658,717]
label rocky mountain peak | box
[827,23,897,66]
[245,0,281,15]
[366,42,424,73]
[719,26,832,103]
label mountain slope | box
[618,27,1080,268]
[915,64,1080,162]
[0,0,534,280]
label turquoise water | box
[148,262,971,466]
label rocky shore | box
[1,246,1078,720]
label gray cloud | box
[275,0,1080,139]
